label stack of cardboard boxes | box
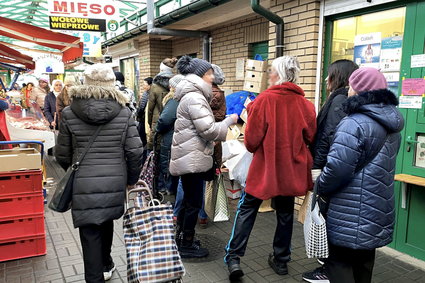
[243,59,268,94]
[222,59,269,199]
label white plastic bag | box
[222,140,245,163]
[231,151,253,187]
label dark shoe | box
[227,260,244,281]
[103,262,116,281]
[302,267,329,283]
[199,218,208,229]
[268,253,288,275]
[179,242,209,258]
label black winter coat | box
[317,89,404,250]
[55,85,143,228]
[156,98,178,190]
[43,92,57,124]
[311,88,347,169]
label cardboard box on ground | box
[0,148,41,173]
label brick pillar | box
[269,0,321,101]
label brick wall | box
[209,16,269,92]
[269,0,321,101]
[138,38,173,91]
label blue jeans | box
[174,179,208,219]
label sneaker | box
[268,253,288,275]
[103,262,116,281]
[199,218,208,229]
[302,267,330,283]
[179,242,209,258]
[227,260,244,281]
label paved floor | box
[1,158,425,283]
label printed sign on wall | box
[354,32,381,69]
[380,36,403,72]
[48,0,120,32]
[401,78,425,96]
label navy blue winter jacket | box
[317,89,404,250]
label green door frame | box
[322,0,425,260]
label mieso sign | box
[48,0,119,32]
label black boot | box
[178,232,209,258]
[227,259,244,281]
[268,253,288,275]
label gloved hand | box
[311,169,322,183]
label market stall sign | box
[34,54,64,75]
[49,16,106,32]
[62,31,102,57]
[48,0,119,32]
[401,78,425,96]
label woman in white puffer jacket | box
[170,56,237,258]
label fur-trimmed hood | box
[153,72,173,90]
[68,85,127,125]
[343,88,404,133]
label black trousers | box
[325,244,376,283]
[79,221,114,283]
[224,192,294,263]
[177,173,205,237]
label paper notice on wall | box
[415,135,425,168]
[401,78,425,96]
[236,58,245,81]
[411,54,425,68]
[354,32,381,69]
[380,36,402,72]
[399,96,422,109]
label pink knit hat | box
[349,67,387,93]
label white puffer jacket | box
[170,74,234,176]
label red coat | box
[244,82,316,200]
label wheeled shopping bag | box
[124,181,185,283]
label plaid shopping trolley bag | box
[124,181,185,282]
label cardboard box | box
[0,148,41,172]
[241,123,247,135]
[245,70,267,83]
[240,109,248,123]
[246,59,267,72]
[243,80,268,93]
[227,124,244,140]
[244,97,253,108]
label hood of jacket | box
[343,89,404,134]
[174,74,213,102]
[68,85,126,125]
[265,82,305,96]
[153,72,173,90]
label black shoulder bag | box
[49,126,103,212]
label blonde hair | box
[272,56,301,85]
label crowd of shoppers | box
[44,53,403,283]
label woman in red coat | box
[225,56,316,280]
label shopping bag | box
[140,151,156,190]
[124,187,185,283]
[48,168,75,212]
[232,151,253,187]
[204,174,230,222]
[297,191,312,224]
[303,185,328,259]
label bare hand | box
[51,121,56,128]
[230,114,239,124]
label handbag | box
[204,173,230,222]
[48,126,103,213]
[303,183,329,259]
[124,185,185,282]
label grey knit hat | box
[84,63,115,87]
[212,64,225,85]
[169,74,185,88]
[177,55,212,77]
